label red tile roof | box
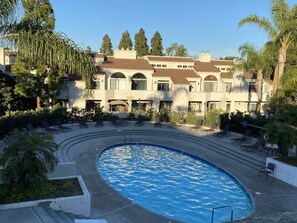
[153,68,200,84]
[194,61,220,72]
[220,73,233,79]
[243,71,257,79]
[211,60,234,66]
[147,56,194,63]
[101,57,154,71]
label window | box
[131,73,147,90]
[204,82,218,92]
[188,102,202,112]
[162,64,167,67]
[152,64,156,67]
[221,67,226,71]
[226,103,231,112]
[188,65,193,68]
[110,72,126,90]
[249,82,257,92]
[226,82,232,92]
[157,64,161,67]
[157,80,170,91]
[183,65,187,68]
[249,103,257,112]
[159,101,172,111]
[177,65,182,68]
[92,76,100,90]
[189,81,196,92]
[209,103,216,110]
[226,68,231,71]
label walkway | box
[1,122,297,223]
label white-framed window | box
[162,64,167,67]
[157,80,170,91]
[177,65,182,68]
[204,82,218,92]
[189,81,197,92]
[226,82,232,92]
[131,73,147,90]
[183,65,187,68]
[110,72,126,90]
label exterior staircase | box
[33,205,107,223]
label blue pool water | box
[97,143,253,223]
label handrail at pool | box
[211,205,233,223]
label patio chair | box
[153,116,162,127]
[240,137,266,152]
[79,118,89,128]
[168,122,178,129]
[201,121,218,134]
[42,120,60,133]
[95,118,104,127]
[214,124,231,137]
[134,116,144,126]
[55,118,72,131]
[191,120,203,130]
[231,129,252,144]
[259,162,275,181]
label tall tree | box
[0,0,96,104]
[118,30,133,50]
[150,31,163,56]
[21,0,55,32]
[238,0,297,96]
[166,43,188,57]
[134,28,149,57]
[100,34,113,55]
[238,43,267,112]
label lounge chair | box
[201,121,218,134]
[191,120,203,130]
[42,120,60,133]
[259,162,275,181]
[79,118,89,128]
[214,124,231,137]
[153,117,162,127]
[231,129,252,144]
[26,123,47,135]
[55,118,72,131]
[95,118,104,127]
[240,137,266,152]
[168,122,178,128]
[110,119,124,127]
[134,116,144,126]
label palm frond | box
[238,14,277,39]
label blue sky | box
[50,0,296,59]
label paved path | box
[1,122,297,223]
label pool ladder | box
[211,205,233,223]
[124,133,132,142]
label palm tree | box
[0,0,96,90]
[0,130,58,188]
[238,43,267,113]
[238,0,297,96]
[264,122,297,160]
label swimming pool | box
[97,143,253,223]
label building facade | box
[59,49,271,115]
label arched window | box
[203,75,218,92]
[131,73,147,90]
[110,72,126,90]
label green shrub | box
[185,112,203,125]
[170,112,185,123]
[206,109,222,126]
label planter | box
[266,157,297,187]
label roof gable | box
[153,68,200,84]
[194,61,220,72]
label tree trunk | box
[36,96,41,109]
[272,37,290,96]
[256,69,263,113]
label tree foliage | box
[166,43,188,57]
[100,34,113,55]
[0,71,14,115]
[134,28,149,57]
[0,130,58,188]
[118,30,133,50]
[150,31,163,56]
[238,0,297,95]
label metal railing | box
[211,205,233,223]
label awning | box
[137,100,152,104]
[109,100,128,106]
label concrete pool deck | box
[1,122,297,223]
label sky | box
[50,0,296,59]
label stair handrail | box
[211,205,233,223]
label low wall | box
[0,175,91,217]
[50,175,91,217]
[47,162,77,178]
[266,157,297,187]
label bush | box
[206,109,222,126]
[185,112,203,125]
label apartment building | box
[61,49,272,114]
